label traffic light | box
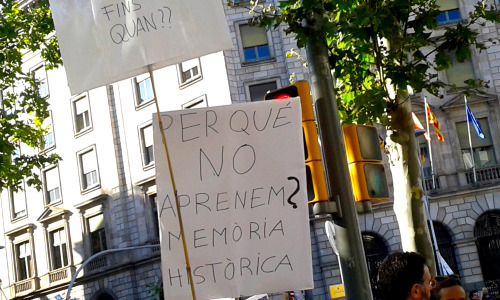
[265,81,329,205]
[342,124,389,203]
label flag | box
[426,104,444,142]
[466,104,485,139]
[412,112,430,141]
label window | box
[150,194,160,239]
[445,55,475,87]
[43,111,55,150]
[50,228,68,269]
[78,147,99,191]
[249,81,277,101]
[240,24,271,62]
[233,0,251,4]
[429,221,459,274]
[10,188,27,219]
[475,211,500,282]
[178,58,201,86]
[72,96,91,134]
[6,224,37,288]
[362,232,388,300]
[134,73,154,105]
[456,118,496,169]
[182,95,207,109]
[16,241,32,281]
[88,214,107,254]
[436,0,460,24]
[44,167,61,204]
[140,124,154,166]
[33,65,49,98]
[418,142,432,178]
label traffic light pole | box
[305,15,374,300]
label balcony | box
[150,239,161,253]
[465,166,500,185]
[10,277,39,298]
[87,255,108,272]
[421,166,500,195]
[39,265,75,289]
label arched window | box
[362,232,389,300]
[96,294,114,300]
[475,211,500,282]
[431,221,459,274]
[92,290,117,300]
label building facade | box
[1,0,500,300]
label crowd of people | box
[377,251,497,300]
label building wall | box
[2,0,500,300]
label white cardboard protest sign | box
[49,0,232,95]
[153,99,313,299]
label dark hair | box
[377,252,427,300]
[430,276,462,300]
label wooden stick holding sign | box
[147,65,197,300]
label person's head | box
[469,290,480,300]
[378,252,431,300]
[430,275,465,300]
[482,287,489,296]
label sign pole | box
[148,65,197,300]
[304,12,374,300]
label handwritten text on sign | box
[153,99,313,299]
[95,0,172,45]
[50,0,232,95]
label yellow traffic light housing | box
[342,125,389,203]
[265,81,328,204]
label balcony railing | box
[150,239,161,253]
[466,166,500,184]
[87,255,107,271]
[423,176,440,192]
[11,277,39,298]
[49,268,68,284]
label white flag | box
[50,0,233,95]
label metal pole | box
[416,145,443,276]
[464,96,477,183]
[304,13,374,300]
[424,97,437,189]
[64,245,159,300]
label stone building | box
[1,0,500,300]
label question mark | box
[158,7,171,28]
[164,7,172,24]
[158,8,165,24]
[287,176,300,209]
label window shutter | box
[45,168,59,191]
[181,58,199,71]
[436,0,458,10]
[143,125,154,147]
[88,214,104,232]
[75,97,88,115]
[81,150,97,174]
[240,25,268,48]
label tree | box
[249,0,500,274]
[0,0,62,192]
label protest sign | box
[153,99,313,299]
[49,0,232,95]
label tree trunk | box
[385,94,437,276]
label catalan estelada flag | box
[426,103,444,142]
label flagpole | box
[424,97,437,189]
[417,145,443,276]
[148,65,197,300]
[464,95,477,184]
